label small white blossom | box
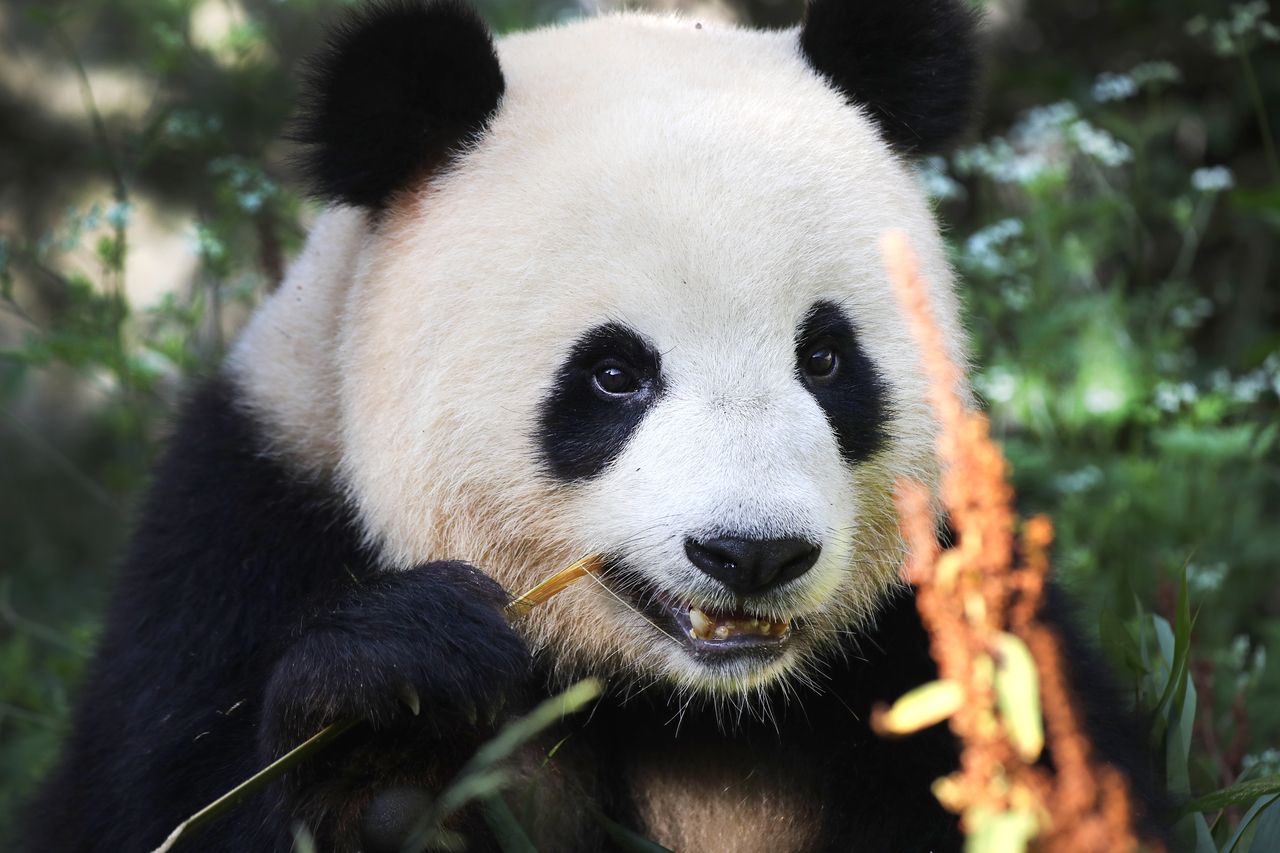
[1093,72,1138,103]
[106,201,133,230]
[1192,165,1236,192]
[1155,381,1198,411]
[1187,561,1230,593]
[1069,120,1134,167]
[1171,296,1215,328]
[1129,61,1182,87]
[913,155,965,201]
[962,218,1025,275]
[1241,749,1280,779]
[1084,384,1124,414]
[187,222,227,263]
[976,367,1019,404]
[1054,465,1103,494]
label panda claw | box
[400,685,421,717]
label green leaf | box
[1165,711,1191,799]
[150,718,361,853]
[1223,794,1280,853]
[1151,569,1193,732]
[589,807,677,853]
[434,680,600,819]
[403,680,602,851]
[1100,605,1147,677]
[1174,812,1217,853]
[483,795,539,853]
[1249,794,1280,853]
[1179,775,1280,816]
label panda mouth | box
[605,564,792,653]
[675,604,791,648]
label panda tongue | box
[686,606,789,641]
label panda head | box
[231,0,978,701]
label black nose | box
[684,536,820,595]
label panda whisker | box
[580,566,682,645]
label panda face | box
[232,12,971,699]
[538,302,891,691]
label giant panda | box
[26,1,1158,851]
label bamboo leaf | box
[150,718,361,853]
[1178,775,1280,816]
[483,795,539,853]
[401,680,602,852]
[1100,605,1146,678]
[1222,793,1280,853]
[1249,793,1280,853]
[589,807,677,853]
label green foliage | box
[933,3,1280,845]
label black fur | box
[796,301,891,464]
[537,323,665,482]
[799,0,980,155]
[23,378,528,853]
[550,584,1162,852]
[293,0,505,209]
[23,378,1160,851]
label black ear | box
[294,0,505,209]
[799,0,980,155]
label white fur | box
[229,12,966,696]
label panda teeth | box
[686,607,790,641]
[689,607,714,637]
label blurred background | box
[0,0,1277,847]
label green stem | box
[150,718,361,853]
[1239,48,1280,185]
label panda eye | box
[804,345,839,380]
[592,361,640,396]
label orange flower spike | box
[883,231,1148,853]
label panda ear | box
[799,0,981,155]
[294,0,505,209]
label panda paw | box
[261,561,531,758]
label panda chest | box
[625,744,823,853]
[508,736,822,852]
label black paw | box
[261,561,530,758]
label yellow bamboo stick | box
[505,553,605,619]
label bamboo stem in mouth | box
[506,553,606,619]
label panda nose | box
[684,536,820,594]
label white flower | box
[1053,465,1103,494]
[1129,61,1182,87]
[1192,165,1236,192]
[1084,384,1124,414]
[976,367,1019,404]
[1187,561,1230,593]
[1069,120,1134,167]
[962,218,1024,275]
[1171,296,1214,328]
[187,222,227,263]
[106,201,133,230]
[1155,381,1198,411]
[913,155,965,201]
[1092,72,1137,103]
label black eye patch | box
[795,302,891,464]
[537,323,663,482]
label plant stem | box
[1238,48,1280,185]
